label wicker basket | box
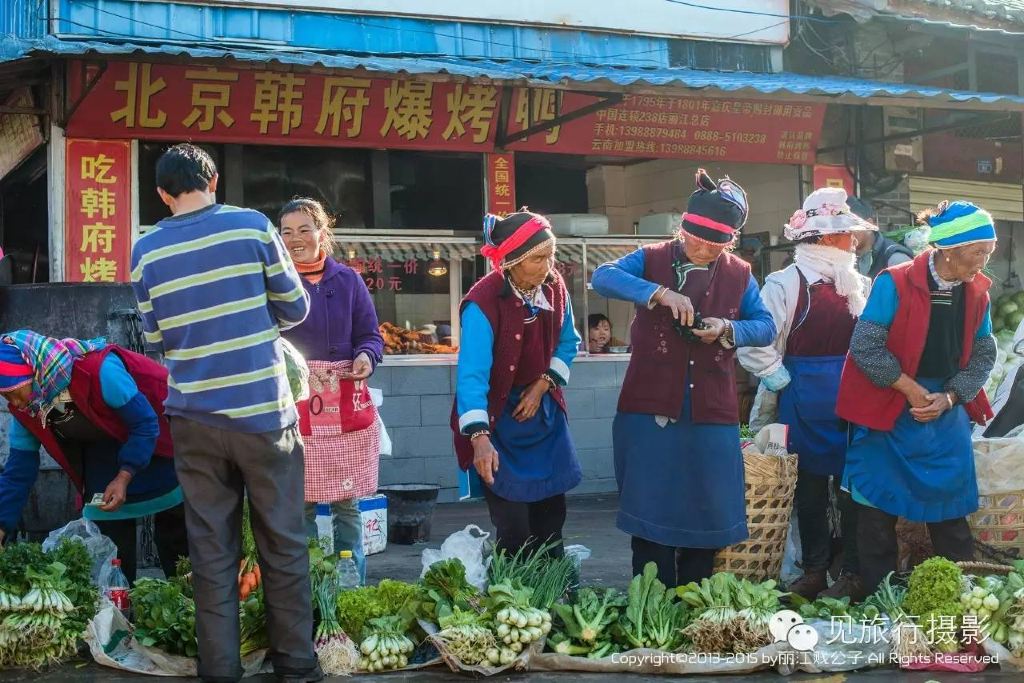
[957,560,1014,577]
[967,490,1024,564]
[714,449,798,581]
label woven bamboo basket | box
[714,449,798,581]
[957,560,1014,577]
[967,490,1024,564]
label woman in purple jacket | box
[279,198,384,582]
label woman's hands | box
[513,378,550,422]
[895,374,953,423]
[655,289,695,327]
[100,470,133,512]
[472,435,499,486]
[340,352,374,384]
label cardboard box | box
[358,495,388,555]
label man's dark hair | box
[155,143,217,198]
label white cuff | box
[458,409,489,433]
[549,357,571,384]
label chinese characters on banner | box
[486,153,516,215]
[64,139,132,283]
[505,91,827,165]
[347,256,420,293]
[67,61,827,164]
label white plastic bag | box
[370,388,392,456]
[420,524,491,591]
[780,513,803,586]
[42,518,117,588]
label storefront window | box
[583,242,639,355]
[389,151,482,230]
[242,145,370,228]
[337,239,478,355]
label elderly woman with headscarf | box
[837,201,997,594]
[592,170,776,587]
[0,330,187,582]
[451,210,582,557]
[739,188,874,601]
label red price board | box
[65,139,132,283]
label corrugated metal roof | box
[4,35,1024,108]
[916,0,1024,24]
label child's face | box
[589,320,612,349]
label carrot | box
[240,585,251,600]
[252,564,261,585]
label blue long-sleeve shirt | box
[591,248,776,348]
[456,298,581,433]
[0,354,171,535]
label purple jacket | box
[282,256,384,368]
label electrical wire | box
[663,0,835,22]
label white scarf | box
[793,242,868,317]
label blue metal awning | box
[4,34,1024,110]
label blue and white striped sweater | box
[131,204,310,434]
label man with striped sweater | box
[131,144,318,683]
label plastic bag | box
[42,518,117,588]
[974,437,1024,495]
[420,524,491,592]
[370,388,392,457]
[564,544,591,573]
[775,619,890,674]
[86,600,268,677]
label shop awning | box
[4,35,1024,111]
[334,238,479,262]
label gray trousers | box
[171,417,316,682]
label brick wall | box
[374,359,625,503]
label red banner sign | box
[486,153,516,215]
[505,91,826,165]
[65,139,132,283]
[66,61,826,165]
[67,61,500,152]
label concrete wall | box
[588,159,800,239]
[373,359,626,503]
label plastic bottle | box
[334,550,360,590]
[105,559,131,618]
[314,503,334,555]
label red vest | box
[617,240,749,423]
[12,346,174,492]
[450,270,569,471]
[836,251,994,431]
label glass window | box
[242,145,370,228]
[389,152,482,229]
[338,242,479,355]
[584,243,637,355]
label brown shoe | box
[820,573,867,603]
[788,570,828,601]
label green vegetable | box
[614,562,687,652]
[415,559,480,622]
[335,579,418,641]
[131,578,198,658]
[358,616,415,672]
[487,540,577,610]
[904,557,964,653]
[553,587,625,645]
[434,607,497,666]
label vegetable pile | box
[0,539,97,669]
[677,571,785,654]
[616,563,688,652]
[549,587,625,658]
[903,557,964,654]
[358,616,415,672]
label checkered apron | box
[303,360,381,503]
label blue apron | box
[843,377,978,523]
[490,388,582,504]
[778,354,847,476]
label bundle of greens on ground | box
[613,562,688,652]
[415,558,481,623]
[485,581,552,653]
[358,615,416,672]
[676,572,785,654]
[548,587,626,658]
[487,541,577,610]
[131,578,198,658]
[902,557,964,654]
[0,539,96,669]
[335,579,418,642]
[959,560,1024,655]
[433,607,501,666]
[794,595,881,624]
